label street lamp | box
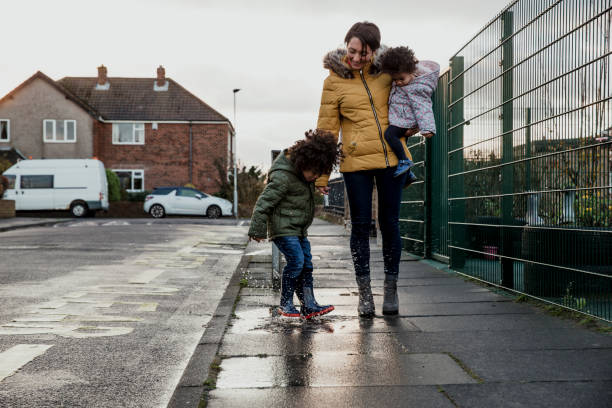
[233,88,241,219]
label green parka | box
[248,151,315,239]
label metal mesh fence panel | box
[447,0,611,321]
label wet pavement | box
[206,219,612,408]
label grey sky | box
[2,0,511,169]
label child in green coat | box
[248,130,340,319]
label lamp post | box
[233,88,241,219]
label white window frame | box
[112,123,145,145]
[0,119,9,142]
[43,119,77,143]
[112,169,145,192]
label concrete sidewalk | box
[0,217,72,232]
[205,220,612,407]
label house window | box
[21,175,54,189]
[113,169,144,192]
[43,119,76,143]
[112,123,145,145]
[0,120,9,142]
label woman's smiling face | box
[346,37,373,70]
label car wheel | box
[206,205,221,218]
[150,204,166,218]
[70,201,88,218]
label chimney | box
[95,65,109,90]
[154,65,168,91]
[156,66,165,85]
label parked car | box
[144,186,233,218]
[2,159,109,217]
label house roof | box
[0,71,101,118]
[57,77,230,123]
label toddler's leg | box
[272,236,304,317]
[385,126,414,177]
[384,125,408,161]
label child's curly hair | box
[380,46,418,75]
[288,129,341,177]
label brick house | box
[0,66,234,194]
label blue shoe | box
[394,159,414,177]
[404,170,418,187]
[278,275,301,318]
[300,287,334,319]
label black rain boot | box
[301,286,334,319]
[382,275,399,315]
[356,275,375,317]
[278,275,300,317]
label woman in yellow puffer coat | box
[316,21,416,317]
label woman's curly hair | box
[380,46,418,75]
[288,129,341,177]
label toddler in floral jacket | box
[381,46,440,179]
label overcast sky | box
[2,0,511,169]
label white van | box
[2,159,109,217]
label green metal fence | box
[439,0,612,321]
[400,70,451,261]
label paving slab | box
[208,385,454,408]
[219,332,406,356]
[227,307,420,335]
[443,381,612,408]
[215,352,477,388]
[406,313,575,332]
[395,328,612,353]
[452,349,612,382]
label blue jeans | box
[272,236,314,289]
[343,167,407,278]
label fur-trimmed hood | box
[322,45,389,79]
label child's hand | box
[405,128,419,137]
[250,236,266,243]
[316,186,330,195]
[421,132,434,138]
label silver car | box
[144,187,233,218]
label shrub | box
[0,175,8,198]
[214,159,266,217]
[106,170,121,202]
[126,191,151,202]
[0,158,12,173]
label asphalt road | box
[0,218,249,407]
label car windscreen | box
[4,174,16,189]
[152,187,176,195]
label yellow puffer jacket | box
[316,48,412,187]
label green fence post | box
[431,71,451,261]
[449,56,465,270]
[424,125,432,258]
[501,10,514,288]
[525,108,531,192]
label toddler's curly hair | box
[288,129,341,177]
[380,46,418,75]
